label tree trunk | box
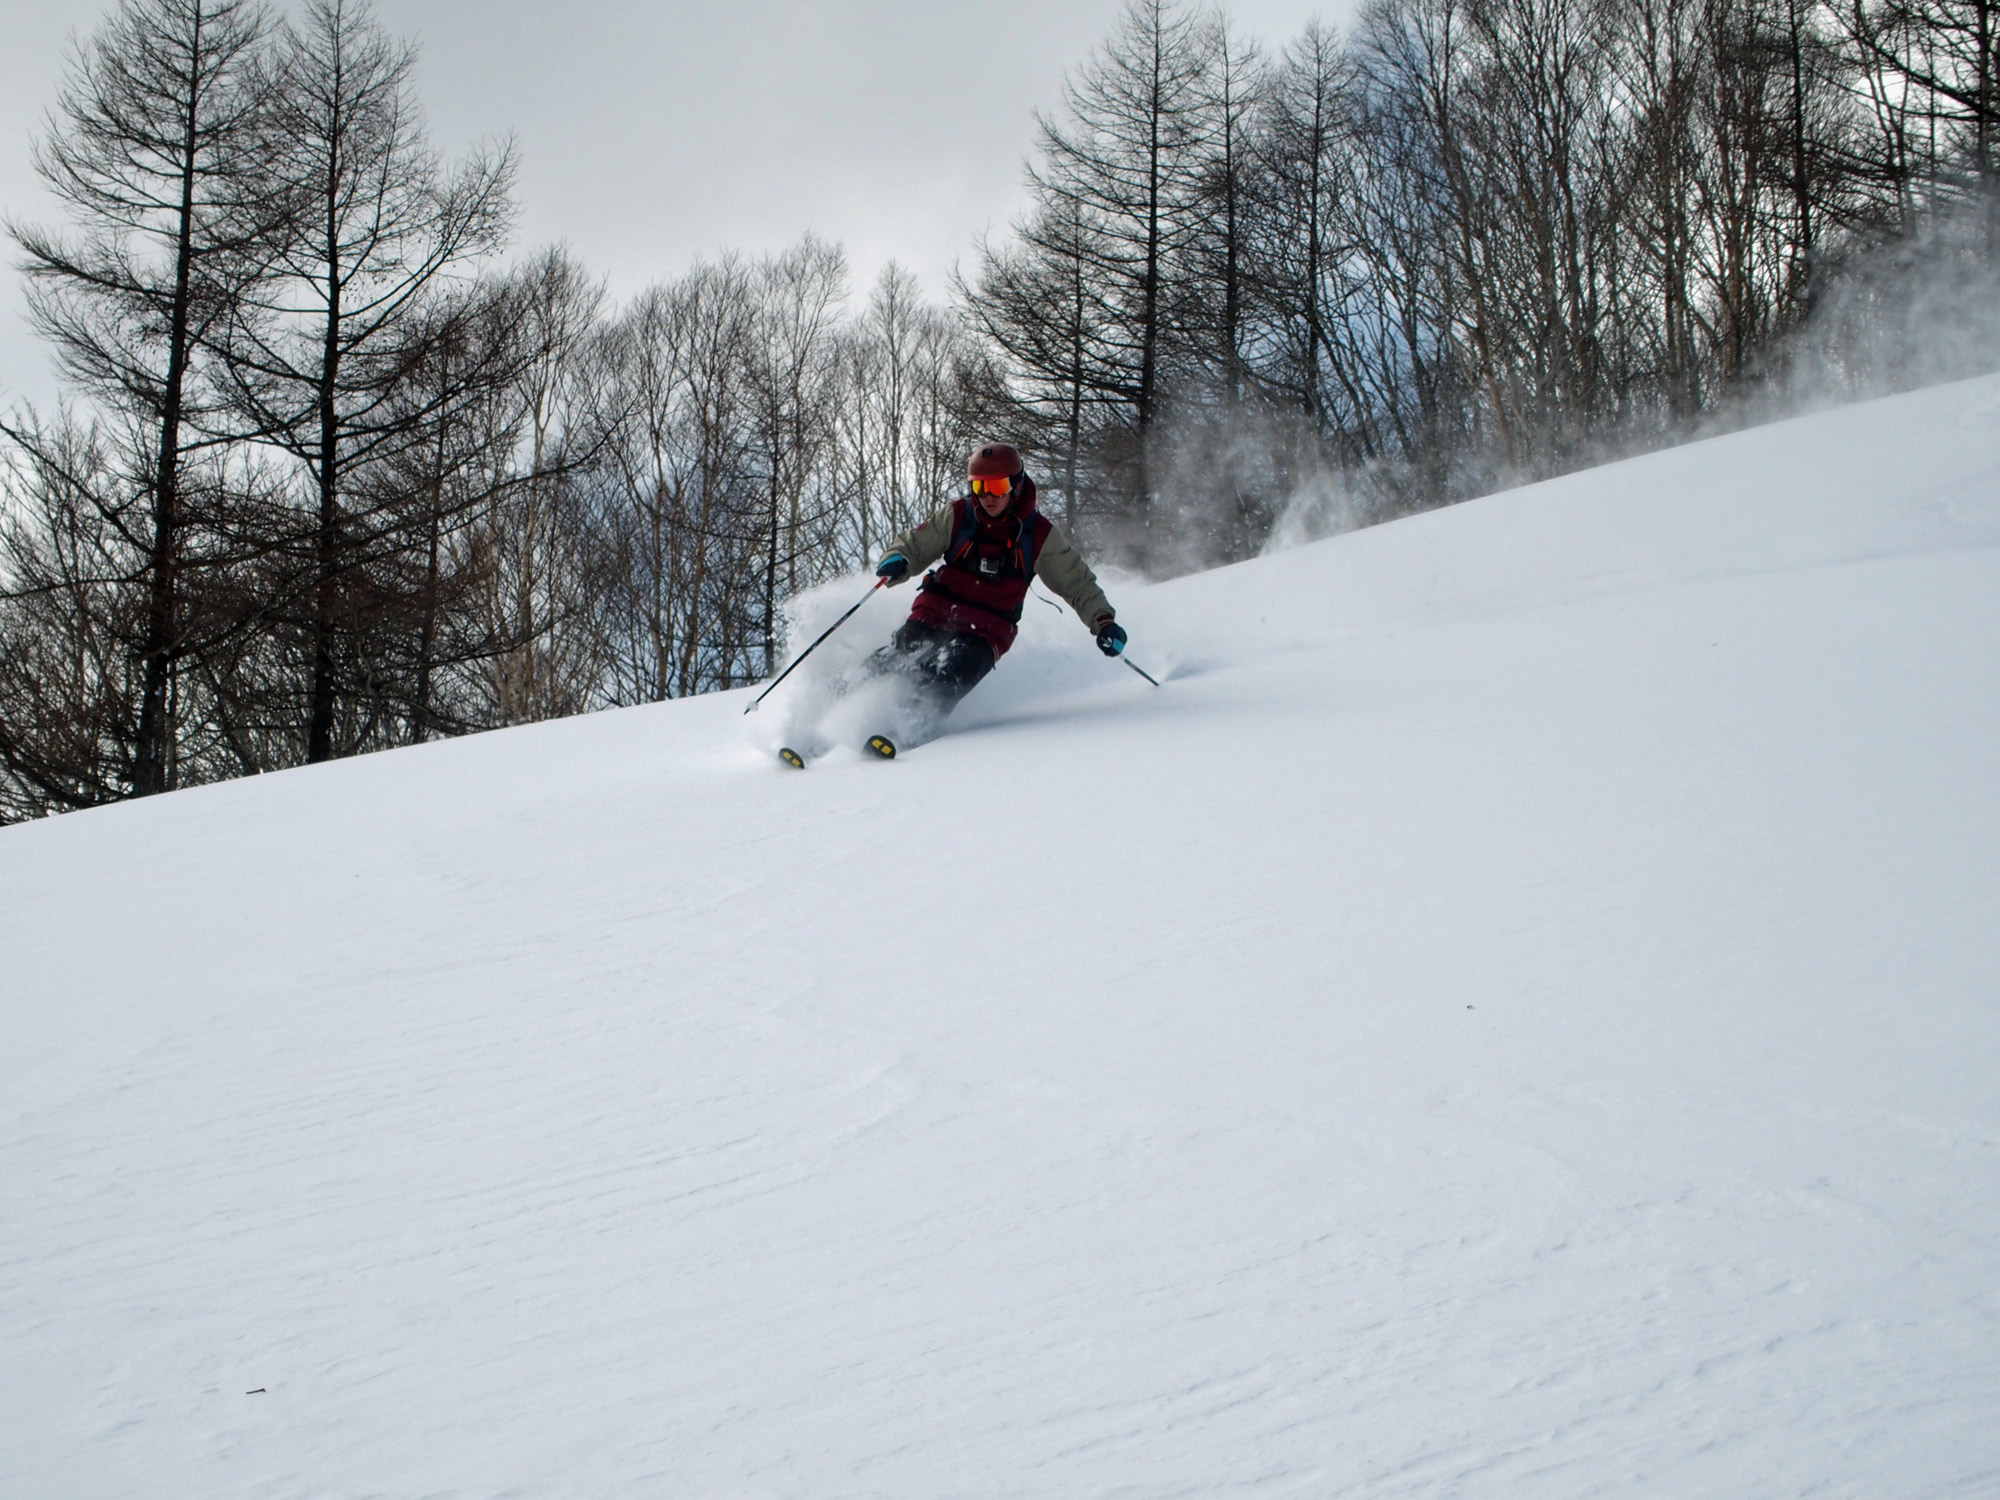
[134,2,209,796]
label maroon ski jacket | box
[881,479,1114,656]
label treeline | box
[976,0,2000,561]
[4,0,1996,820]
[0,0,1010,818]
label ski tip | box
[777,747,807,769]
[865,734,897,760]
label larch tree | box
[218,0,513,762]
[7,0,281,797]
[1026,0,1213,522]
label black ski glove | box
[1095,618,1127,657]
[876,553,909,583]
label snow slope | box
[4,377,1999,1499]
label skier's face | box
[970,473,1013,516]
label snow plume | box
[1766,203,2000,413]
[746,572,939,759]
[1260,460,1366,557]
[1245,203,2000,560]
[1092,398,1377,577]
[1592,202,2000,486]
[1143,403,1295,574]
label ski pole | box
[1123,657,1162,687]
[743,578,886,714]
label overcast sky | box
[0,0,1352,410]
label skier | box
[864,443,1126,747]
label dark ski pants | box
[870,620,996,717]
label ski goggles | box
[970,474,1013,497]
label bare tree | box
[964,185,1110,531]
[1190,13,1268,412]
[356,276,529,742]
[474,247,606,725]
[1027,0,1214,522]
[1249,24,1363,443]
[841,263,971,555]
[6,0,280,796]
[746,235,847,677]
[0,415,140,814]
[219,0,513,762]
[1837,0,2000,212]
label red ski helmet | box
[968,443,1023,479]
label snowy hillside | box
[5,378,1999,1498]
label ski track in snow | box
[4,377,2000,1497]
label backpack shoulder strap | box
[947,497,979,563]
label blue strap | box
[1018,513,1048,577]
[948,498,979,563]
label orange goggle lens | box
[970,475,1013,497]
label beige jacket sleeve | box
[879,506,957,578]
[1033,518,1114,629]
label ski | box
[780,739,894,766]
